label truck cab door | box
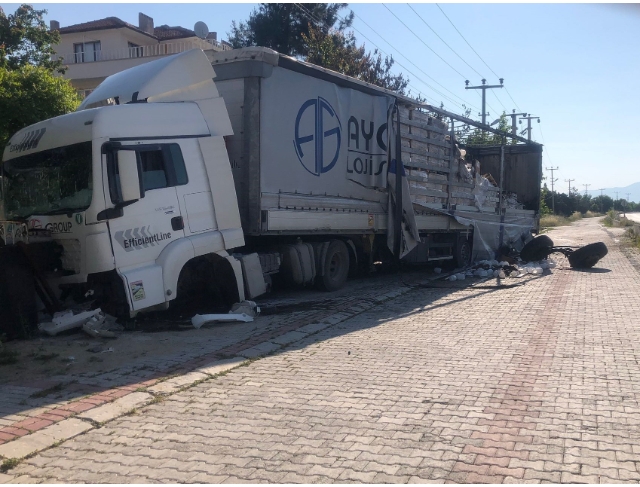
[104,142,187,270]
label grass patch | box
[540,214,571,227]
[0,458,20,473]
[0,347,19,366]
[148,395,165,405]
[29,382,64,399]
[602,210,635,228]
[624,226,640,249]
[31,350,60,363]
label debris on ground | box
[229,300,261,318]
[82,312,122,339]
[191,300,261,329]
[445,258,557,282]
[38,308,122,338]
[38,309,103,336]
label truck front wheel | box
[317,240,350,291]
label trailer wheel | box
[317,240,350,291]
[520,235,554,262]
[454,238,472,268]
[568,242,608,269]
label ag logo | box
[293,97,341,176]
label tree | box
[465,113,515,146]
[303,26,408,93]
[0,4,64,73]
[0,65,80,147]
[229,4,409,94]
[228,3,353,58]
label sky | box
[2,2,639,196]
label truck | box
[0,47,542,323]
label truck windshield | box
[1,141,92,219]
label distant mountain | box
[591,182,640,203]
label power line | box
[537,121,552,165]
[382,3,468,80]
[351,10,480,111]
[435,3,499,79]
[406,4,483,78]
[436,3,521,113]
[294,3,491,119]
[295,3,469,112]
[504,87,522,112]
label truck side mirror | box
[117,150,142,203]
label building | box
[50,13,232,98]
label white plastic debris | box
[229,300,261,318]
[433,267,442,274]
[456,273,466,281]
[498,270,506,279]
[38,309,104,336]
[192,313,254,329]
[447,275,457,281]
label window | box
[3,142,93,219]
[77,89,94,99]
[128,42,143,58]
[107,143,188,203]
[73,41,101,63]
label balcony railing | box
[53,39,233,64]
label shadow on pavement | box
[571,267,611,273]
[0,267,550,425]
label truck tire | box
[520,235,554,262]
[0,247,37,339]
[454,238,472,268]
[568,242,608,269]
[317,240,350,291]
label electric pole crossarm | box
[565,179,575,196]
[465,78,504,126]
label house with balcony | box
[50,13,232,98]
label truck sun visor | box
[78,49,220,110]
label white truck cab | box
[2,50,248,317]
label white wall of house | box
[57,27,157,62]
[54,25,225,94]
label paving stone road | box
[3,217,640,484]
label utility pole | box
[520,115,540,142]
[583,184,591,196]
[507,109,528,138]
[626,193,631,217]
[465,78,504,126]
[615,191,619,211]
[565,178,575,197]
[546,166,559,214]
[597,188,605,214]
